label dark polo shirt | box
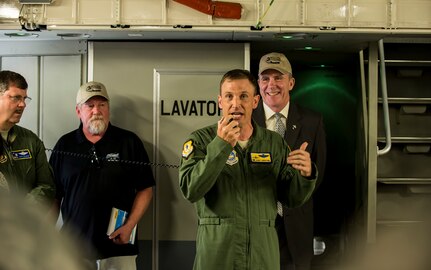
[50,123,155,259]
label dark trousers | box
[276,215,312,270]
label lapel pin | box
[292,125,296,130]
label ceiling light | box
[4,32,39,37]
[57,33,91,38]
[294,46,321,51]
[128,33,144,37]
[273,33,309,40]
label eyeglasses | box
[3,94,32,105]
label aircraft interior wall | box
[1,39,430,270]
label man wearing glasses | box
[0,70,55,208]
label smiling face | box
[0,86,28,131]
[218,78,260,128]
[258,69,295,112]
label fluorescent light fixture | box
[294,46,321,51]
[273,33,309,40]
[128,33,144,37]
[57,33,91,38]
[4,32,39,37]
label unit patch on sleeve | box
[11,149,32,160]
[182,140,194,159]
[250,152,272,163]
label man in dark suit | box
[252,52,327,270]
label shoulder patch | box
[182,140,194,158]
[0,154,7,163]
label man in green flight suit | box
[179,69,317,270]
[0,70,55,208]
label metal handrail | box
[377,39,392,156]
[359,50,368,157]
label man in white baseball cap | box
[51,81,155,270]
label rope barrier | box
[45,148,180,169]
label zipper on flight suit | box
[236,144,251,269]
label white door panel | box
[91,42,247,243]
[154,69,225,240]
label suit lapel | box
[285,103,301,148]
[253,101,267,128]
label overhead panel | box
[259,0,302,27]
[396,0,431,28]
[13,0,431,31]
[78,0,118,25]
[350,0,388,28]
[121,0,164,25]
[44,0,77,25]
[305,0,348,27]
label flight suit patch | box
[226,150,238,166]
[182,140,194,159]
[11,149,32,160]
[250,152,272,163]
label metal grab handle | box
[377,39,392,156]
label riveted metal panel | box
[396,0,431,28]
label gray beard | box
[88,119,106,135]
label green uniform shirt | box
[179,121,317,270]
[0,125,55,207]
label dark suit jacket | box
[252,100,327,270]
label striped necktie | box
[274,113,286,137]
[274,113,286,216]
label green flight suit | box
[0,125,55,206]
[179,121,317,270]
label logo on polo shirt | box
[106,153,120,162]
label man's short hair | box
[0,70,28,93]
[219,69,258,95]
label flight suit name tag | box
[11,149,32,160]
[250,152,272,163]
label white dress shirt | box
[262,102,290,132]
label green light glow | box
[291,69,359,158]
